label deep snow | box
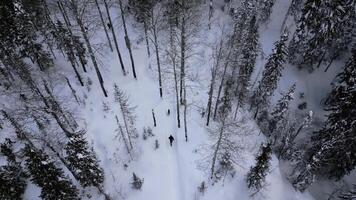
[3,0,348,199]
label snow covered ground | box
[8,0,348,199]
[61,1,320,199]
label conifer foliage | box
[24,145,80,200]
[65,130,105,188]
[251,32,288,117]
[291,49,356,191]
[246,142,272,195]
[288,0,355,70]
[0,139,27,200]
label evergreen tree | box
[258,0,275,23]
[115,84,138,150]
[251,32,288,118]
[269,83,296,137]
[288,0,355,70]
[24,144,79,200]
[246,142,272,195]
[65,130,105,188]
[312,51,356,178]
[340,184,356,200]
[0,0,53,71]
[0,139,27,200]
[292,50,356,191]
[236,16,259,106]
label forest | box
[0,0,355,199]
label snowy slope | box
[2,0,343,199]
[76,0,317,199]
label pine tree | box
[0,139,27,200]
[24,145,79,200]
[339,184,356,200]
[258,0,275,23]
[115,84,138,149]
[65,130,105,188]
[313,52,356,177]
[291,50,356,191]
[251,32,288,118]
[269,83,296,137]
[246,142,272,195]
[0,0,53,71]
[236,16,259,106]
[288,0,355,70]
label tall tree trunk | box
[58,1,87,73]
[118,0,137,79]
[170,25,181,128]
[280,1,292,33]
[144,20,151,68]
[119,108,133,150]
[69,1,108,97]
[1,110,36,148]
[210,120,225,179]
[152,109,157,127]
[180,0,186,105]
[184,86,188,141]
[94,0,113,51]
[208,0,213,30]
[65,77,80,104]
[115,115,131,154]
[206,39,223,126]
[324,55,336,72]
[68,56,84,87]
[43,81,78,130]
[103,0,126,76]
[213,50,230,119]
[151,11,163,98]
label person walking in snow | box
[168,135,174,146]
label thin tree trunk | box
[118,0,137,79]
[324,55,336,72]
[69,1,108,97]
[180,0,186,105]
[144,20,151,68]
[68,58,84,87]
[170,25,181,128]
[65,77,80,104]
[210,121,225,179]
[280,1,292,33]
[316,50,327,69]
[208,0,213,30]
[152,109,157,127]
[94,0,113,51]
[58,1,87,73]
[1,110,36,148]
[184,86,188,141]
[206,39,223,126]
[151,11,163,98]
[115,115,131,154]
[103,0,126,76]
[213,51,230,119]
[119,108,133,150]
[43,81,78,130]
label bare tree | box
[65,0,108,97]
[118,0,137,79]
[168,22,181,128]
[103,0,126,76]
[206,30,224,126]
[94,0,113,51]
